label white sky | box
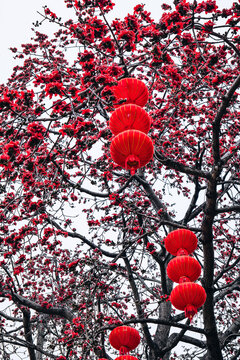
[0,0,229,83]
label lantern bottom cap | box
[125,154,140,174]
[185,304,198,322]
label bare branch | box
[47,217,118,258]
[220,316,240,349]
[154,152,211,179]
[11,292,74,321]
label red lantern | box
[110,130,154,175]
[109,326,140,354]
[110,104,151,135]
[164,229,198,256]
[115,357,139,360]
[112,78,149,107]
[167,256,201,283]
[170,282,206,321]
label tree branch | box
[21,308,37,360]
[52,159,134,198]
[154,151,211,179]
[0,334,58,359]
[215,206,240,214]
[212,73,240,164]
[0,310,23,322]
[123,254,161,357]
[99,317,206,334]
[47,217,118,258]
[134,173,173,223]
[164,329,206,354]
[12,293,74,321]
[220,316,240,349]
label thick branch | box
[12,293,74,321]
[215,206,240,214]
[99,317,206,334]
[162,327,188,355]
[202,173,223,359]
[21,308,36,360]
[177,334,206,349]
[134,173,173,222]
[154,152,211,179]
[164,331,206,353]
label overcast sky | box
[0,0,229,83]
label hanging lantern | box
[167,256,201,283]
[170,282,206,321]
[109,326,140,354]
[164,229,198,256]
[110,104,151,135]
[110,130,154,175]
[115,357,139,360]
[112,78,149,107]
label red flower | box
[45,82,65,98]
[13,265,24,275]
[0,154,10,167]
[100,37,116,55]
[118,30,135,42]
[68,260,79,269]
[4,141,20,159]
[22,172,35,189]
[202,20,215,33]
[59,124,76,137]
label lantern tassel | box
[125,154,140,175]
[119,345,130,355]
[185,304,198,322]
